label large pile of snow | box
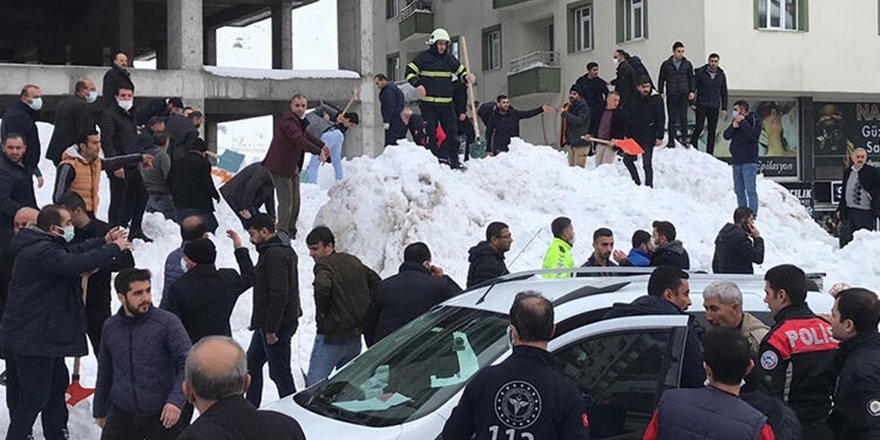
[4,130,880,437]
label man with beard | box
[581,228,617,268]
[624,76,665,187]
[466,222,512,288]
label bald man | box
[838,147,880,247]
[102,53,134,109]
[47,78,98,165]
[180,336,305,440]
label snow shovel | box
[459,36,487,159]
[584,136,645,156]
[321,84,361,166]
[66,275,94,407]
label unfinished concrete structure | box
[0,0,379,157]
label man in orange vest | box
[53,128,153,217]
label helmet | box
[427,28,451,45]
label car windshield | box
[296,306,509,427]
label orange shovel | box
[66,275,94,406]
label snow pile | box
[204,66,360,80]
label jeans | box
[175,208,218,234]
[420,103,462,168]
[624,141,655,187]
[5,354,68,440]
[270,172,300,237]
[306,129,344,184]
[108,169,147,232]
[306,335,362,386]
[100,404,193,440]
[666,94,689,146]
[732,163,759,217]
[145,194,175,220]
[691,105,720,155]
[245,322,297,408]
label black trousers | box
[458,117,475,161]
[100,404,193,440]
[839,208,878,247]
[666,94,689,146]
[420,103,461,168]
[623,140,655,187]
[108,169,147,232]
[690,105,720,154]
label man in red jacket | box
[262,94,329,239]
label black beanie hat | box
[183,238,216,265]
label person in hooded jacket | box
[560,88,591,168]
[467,222,512,288]
[604,266,705,388]
[2,204,131,440]
[363,243,461,347]
[650,221,689,270]
[1,84,44,185]
[713,207,764,274]
[219,162,276,229]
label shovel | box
[584,136,645,156]
[459,36,487,159]
[66,275,94,407]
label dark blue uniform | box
[442,346,589,440]
[829,331,880,440]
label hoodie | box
[651,240,690,270]
[712,223,764,274]
[466,241,509,288]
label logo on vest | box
[494,381,542,429]
[868,399,880,417]
[760,350,778,370]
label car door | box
[548,315,690,440]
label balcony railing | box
[399,0,433,21]
[508,51,559,75]
[399,0,434,41]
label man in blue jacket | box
[375,74,406,147]
[723,100,763,218]
[2,204,131,440]
[94,268,193,439]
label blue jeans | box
[733,163,759,217]
[306,335,362,386]
[5,354,68,440]
[306,129,344,184]
[245,322,297,408]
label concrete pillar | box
[167,0,204,70]
[204,27,217,66]
[118,0,135,58]
[337,1,379,158]
[271,2,293,70]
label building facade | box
[374,0,880,219]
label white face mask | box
[649,239,660,251]
[118,99,134,112]
[612,57,620,67]
[86,91,98,104]
[181,258,188,273]
[28,97,43,111]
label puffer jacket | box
[712,223,764,274]
[658,56,695,96]
[651,240,690,270]
[250,235,302,333]
[466,241,509,288]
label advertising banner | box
[814,102,880,180]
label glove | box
[383,123,390,130]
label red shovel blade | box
[614,138,645,155]
[66,378,94,406]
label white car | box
[264,268,833,440]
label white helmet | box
[427,28,451,45]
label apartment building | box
[374,0,880,219]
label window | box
[616,0,648,43]
[553,331,676,438]
[386,0,399,19]
[482,26,502,71]
[386,54,400,82]
[450,36,461,61]
[755,0,808,31]
[568,3,593,53]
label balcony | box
[399,0,434,42]
[493,0,540,8]
[507,51,561,98]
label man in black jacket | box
[220,163,276,229]
[180,336,305,440]
[828,288,880,440]
[364,243,461,347]
[657,41,695,148]
[713,207,764,274]
[58,191,135,355]
[485,95,552,155]
[574,62,609,112]
[244,214,301,408]
[467,221,512,288]
[166,112,201,163]
[0,84,44,185]
[162,234,255,343]
[375,74,406,147]
[101,85,151,241]
[0,135,38,247]
[612,50,638,109]
[101,53,134,109]
[690,53,728,154]
[724,100,763,219]
[452,79,476,160]
[47,78,98,165]
[560,87,591,168]
[837,147,880,247]
[170,139,220,234]
[651,220,690,270]
[585,91,629,166]
[604,266,705,388]
[442,292,589,440]
[135,97,183,127]
[625,77,665,187]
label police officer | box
[442,291,589,440]
[754,264,838,440]
[405,28,475,170]
[827,287,880,439]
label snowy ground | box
[3,126,880,437]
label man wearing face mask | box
[93,268,193,439]
[650,220,690,270]
[47,79,99,166]
[364,242,461,347]
[102,52,134,109]
[101,85,152,242]
[1,84,45,188]
[1,204,131,440]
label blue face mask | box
[60,225,75,243]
